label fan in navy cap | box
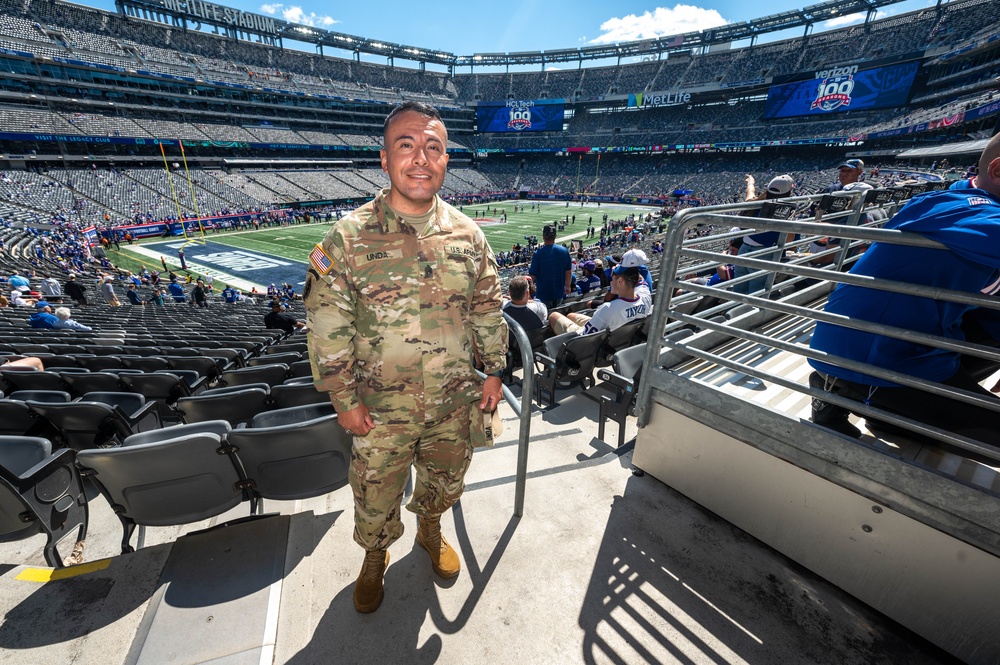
[832,159,865,191]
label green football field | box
[114,200,660,288]
[171,200,658,260]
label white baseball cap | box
[621,249,649,268]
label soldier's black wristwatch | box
[488,369,504,379]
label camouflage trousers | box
[349,402,473,551]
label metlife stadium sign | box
[627,91,692,108]
[762,61,919,119]
[475,99,565,133]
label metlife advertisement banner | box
[762,61,919,119]
[476,99,565,133]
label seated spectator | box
[222,285,238,303]
[168,279,186,303]
[809,134,1000,449]
[53,307,92,331]
[502,276,547,331]
[0,356,44,370]
[29,301,58,328]
[8,273,30,291]
[126,284,145,305]
[734,174,797,294]
[548,266,648,335]
[10,290,35,307]
[575,261,602,295]
[264,300,304,334]
[150,288,166,307]
[682,240,739,288]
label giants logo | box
[811,75,854,112]
[507,106,532,131]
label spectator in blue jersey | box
[575,260,601,295]
[809,133,1000,453]
[267,283,279,299]
[168,278,186,303]
[548,266,647,335]
[529,224,572,308]
[222,285,238,303]
[733,174,797,294]
[28,301,58,328]
[283,283,296,301]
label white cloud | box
[590,4,728,45]
[823,10,887,28]
[259,3,281,14]
[277,5,338,27]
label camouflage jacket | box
[305,190,508,421]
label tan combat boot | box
[353,549,389,614]
[416,516,460,579]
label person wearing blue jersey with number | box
[809,133,1000,453]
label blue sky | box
[82,0,933,57]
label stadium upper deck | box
[0,0,997,156]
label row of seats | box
[0,401,351,566]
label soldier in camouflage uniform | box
[304,101,507,614]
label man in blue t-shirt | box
[809,134,1000,452]
[528,224,572,308]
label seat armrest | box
[532,351,556,369]
[596,369,634,392]
[122,401,162,431]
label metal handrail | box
[477,312,534,517]
[632,189,1000,465]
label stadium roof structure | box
[116,0,927,69]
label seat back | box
[8,390,72,403]
[555,330,609,385]
[76,433,244,543]
[226,415,351,501]
[60,371,123,397]
[175,388,271,426]
[80,392,148,418]
[120,356,169,372]
[1,370,66,393]
[598,319,646,367]
[221,364,289,387]
[0,437,87,567]
[250,402,336,428]
[270,382,328,409]
[0,400,44,436]
[248,353,299,367]
[25,401,123,450]
[119,372,190,405]
[613,343,647,381]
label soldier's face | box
[381,111,449,216]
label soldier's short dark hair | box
[383,101,442,139]
[508,276,529,301]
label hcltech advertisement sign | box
[475,99,565,133]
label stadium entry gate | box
[630,192,1000,664]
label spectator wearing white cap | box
[734,174,797,295]
[100,275,121,306]
[10,290,34,307]
[53,307,92,331]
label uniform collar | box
[370,189,452,236]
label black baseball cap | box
[543,224,556,238]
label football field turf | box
[124,200,657,289]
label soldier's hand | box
[339,404,375,437]
[480,376,503,412]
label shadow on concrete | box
[576,474,959,665]
[285,506,520,664]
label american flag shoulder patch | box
[310,244,334,274]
